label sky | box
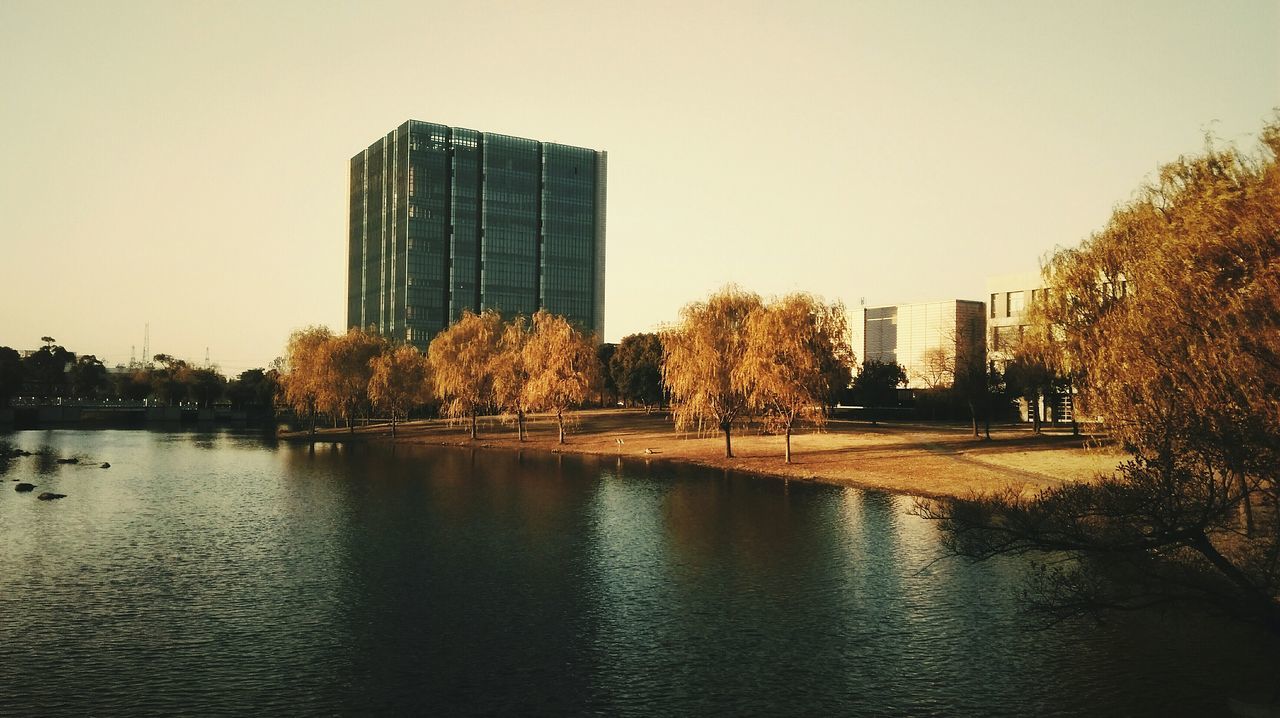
[1,0,1276,373]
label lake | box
[0,429,1272,716]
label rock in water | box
[55,458,79,465]
[37,492,67,501]
[100,462,111,469]
[15,483,35,492]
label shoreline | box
[280,409,1123,500]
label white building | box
[857,299,986,389]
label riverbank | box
[281,409,1123,499]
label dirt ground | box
[283,409,1125,499]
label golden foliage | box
[281,326,333,432]
[490,315,534,440]
[316,328,388,429]
[738,293,853,463]
[661,285,762,457]
[427,310,501,438]
[368,344,432,435]
[521,310,599,443]
[1039,119,1280,469]
[917,121,1280,636]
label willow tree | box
[318,327,387,433]
[662,286,763,458]
[739,293,852,463]
[490,315,534,441]
[368,343,433,438]
[282,326,333,439]
[920,119,1280,636]
[522,310,599,444]
[427,310,501,440]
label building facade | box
[348,120,607,348]
[984,270,1047,367]
[859,299,986,389]
[986,269,1081,423]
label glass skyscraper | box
[348,120,607,348]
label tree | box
[662,286,762,458]
[596,342,618,407]
[610,332,665,411]
[69,355,109,399]
[227,368,280,417]
[919,119,1280,636]
[1003,343,1054,434]
[951,359,1005,440]
[849,360,907,423]
[113,369,152,401]
[917,346,955,390]
[185,366,227,408]
[817,319,855,411]
[522,310,600,444]
[318,328,386,433]
[738,293,852,463]
[428,310,501,440]
[490,315,535,441]
[149,354,191,405]
[368,344,432,438]
[24,343,75,399]
[0,347,25,405]
[282,326,333,438]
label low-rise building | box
[985,270,1048,367]
[986,269,1080,423]
[857,299,986,389]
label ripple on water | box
[0,430,1271,716]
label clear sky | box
[1,0,1276,373]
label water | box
[0,429,1273,716]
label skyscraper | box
[348,120,607,348]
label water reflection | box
[0,430,1272,716]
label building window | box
[989,294,997,318]
[994,325,1019,351]
[1007,291,1025,316]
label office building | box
[348,120,607,348]
[858,299,986,389]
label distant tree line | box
[278,290,857,463]
[0,338,277,414]
[281,310,605,442]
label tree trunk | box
[391,413,397,439]
[1234,469,1254,537]
[722,419,733,458]
[470,413,477,440]
[517,410,526,442]
[968,400,978,438]
[557,410,565,444]
[785,422,792,464]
